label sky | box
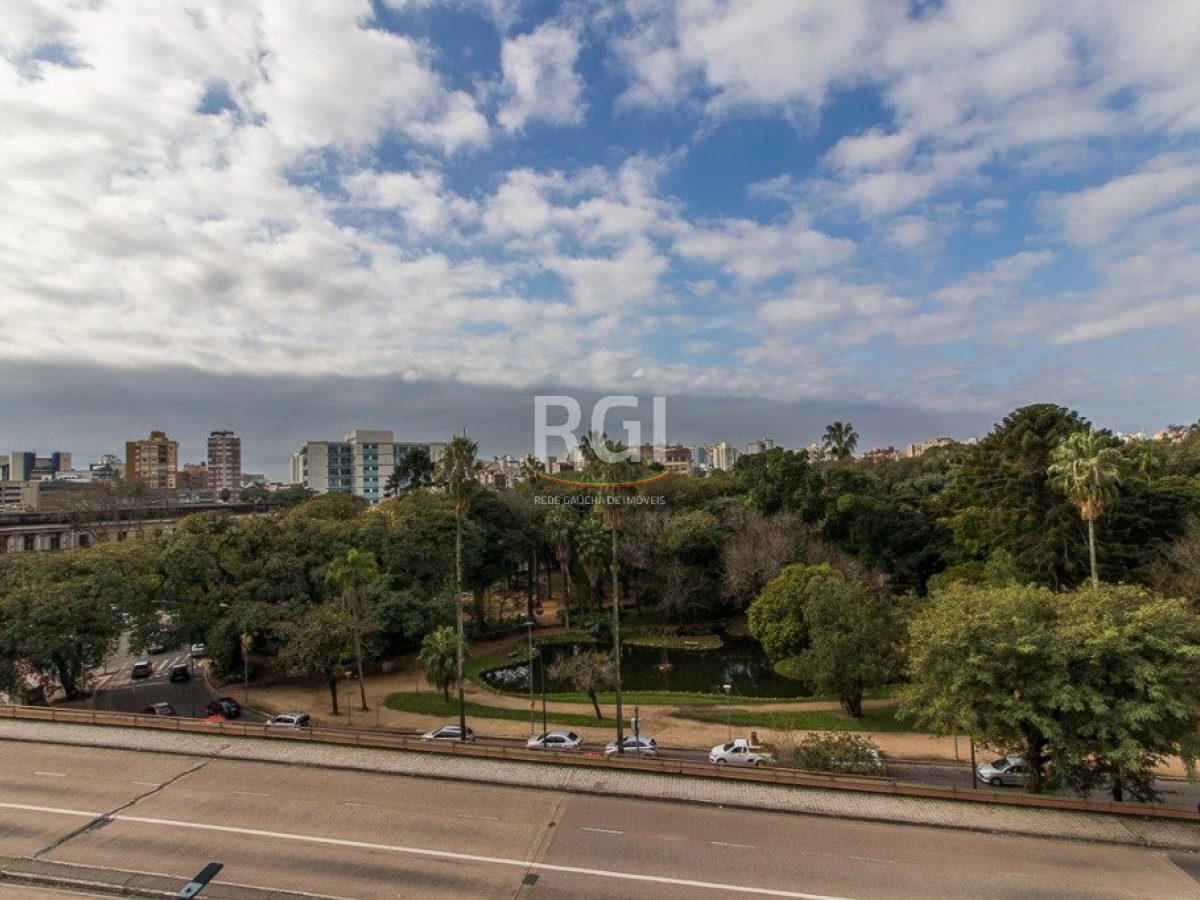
[3,0,1200,477]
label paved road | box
[0,740,1197,899]
[85,650,266,723]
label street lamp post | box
[457,592,468,739]
[523,620,537,737]
[723,683,733,741]
[189,643,196,718]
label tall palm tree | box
[324,548,378,711]
[1049,430,1124,588]
[576,514,608,611]
[822,421,859,461]
[436,433,481,736]
[582,432,634,752]
[1125,439,1163,483]
[545,506,576,628]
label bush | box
[768,731,883,775]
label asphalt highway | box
[1,740,1197,898]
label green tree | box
[901,582,1063,793]
[1048,430,1124,588]
[1125,439,1165,483]
[734,448,817,516]
[945,404,1089,588]
[575,514,608,610]
[418,625,463,702]
[793,575,900,717]
[747,563,842,662]
[547,649,615,720]
[544,505,577,627]
[325,548,379,710]
[385,447,435,497]
[822,421,859,461]
[436,433,481,736]
[281,601,356,715]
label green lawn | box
[677,705,915,733]
[386,691,615,728]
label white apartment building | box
[707,441,740,471]
[292,430,445,505]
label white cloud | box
[498,24,585,131]
[673,215,854,283]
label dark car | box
[205,697,241,719]
[168,664,190,683]
[130,660,154,679]
[140,702,177,716]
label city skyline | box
[3,2,1200,467]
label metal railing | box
[2,704,1196,822]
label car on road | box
[710,739,772,766]
[190,643,207,657]
[266,712,311,727]
[525,731,583,751]
[604,736,658,757]
[205,697,241,719]
[977,755,1029,787]
[140,702,177,716]
[168,663,190,683]
[422,724,476,742]
[130,660,154,679]
[830,747,885,775]
[148,641,168,655]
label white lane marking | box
[0,801,855,899]
[33,771,68,777]
[233,790,271,797]
[846,856,895,864]
[709,841,756,849]
[131,781,161,787]
[457,813,500,821]
[579,826,624,835]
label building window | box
[23,535,35,551]
[49,533,62,551]
[78,534,90,548]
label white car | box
[422,724,476,742]
[604,736,658,757]
[190,643,207,658]
[710,739,772,767]
[266,712,311,727]
[525,731,583,751]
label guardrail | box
[2,704,1197,822]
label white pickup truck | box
[709,739,772,767]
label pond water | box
[481,638,809,698]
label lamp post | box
[722,683,733,741]
[522,620,537,737]
[457,591,469,739]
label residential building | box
[746,438,775,455]
[905,436,956,458]
[89,455,122,480]
[862,446,902,461]
[658,444,694,476]
[707,441,740,471]
[292,430,445,505]
[207,430,242,498]
[126,430,178,489]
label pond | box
[481,638,809,698]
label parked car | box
[190,643,207,658]
[422,724,476,742]
[977,756,1029,787]
[130,660,154,679]
[148,641,167,655]
[829,747,885,775]
[710,739,772,766]
[140,702,177,716]
[205,697,241,719]
[526,731,583,751]
[604,736,658,757]
[266,712,312,727]
[168,664,190,683]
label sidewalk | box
[3,718,1198,853]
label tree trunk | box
[456,510,466,738]
[611,523,624,751]
[842,689,863,718]
[1087,517,1099,589]
[561,559,571,629]
[526,551,535,621]
[352,627,367,711]
[328,673,340,715]
[588,687,602,720]
[1111,769,1124,802]
[1023,731,1047,793]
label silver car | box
[526,731,583,751]
[422,724,476,742]
[604,736,658,757]
[977,755,1028,787]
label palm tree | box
[436,433,481,736]
[576,514,608,611]
[822,421,859,461]
[1125,439,1163,483]
[324,548,378,711]
[545,506,576,628]
[418,625,461,702]
[581,432,635,751]
[521,454,544,482]
[1049,430,1124,588]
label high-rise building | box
[707,441,740,471]
[746,437,775,455]
[905,436,956,458]
[125,430,178,489]
[292,430,445,505]
[207,430,242,498]
[6,450,72,481]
